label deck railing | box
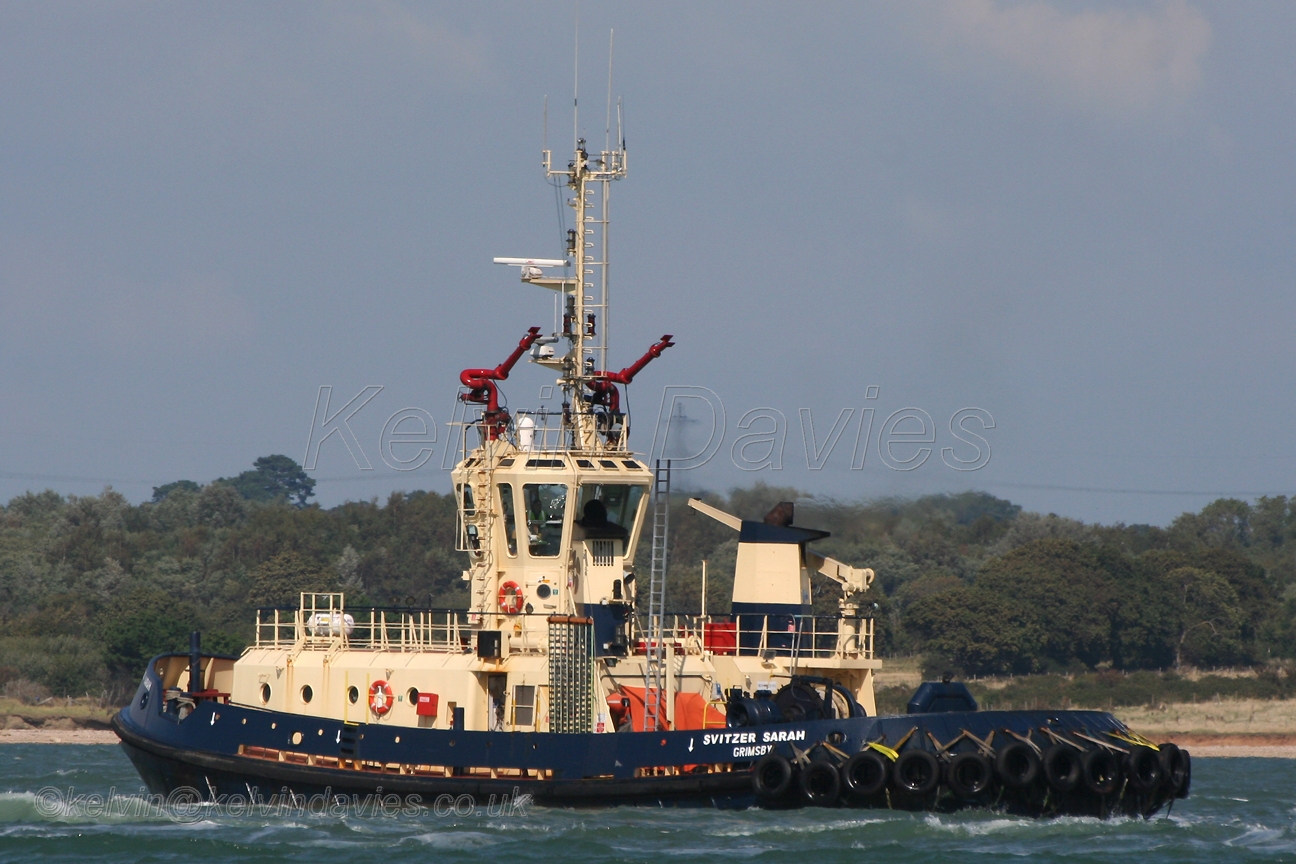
[254,594,872,660]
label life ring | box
[369,680,393,715]
[498,581,524,614]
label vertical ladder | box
[643,459,671,731]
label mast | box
[542,136,627,450]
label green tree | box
[219,455,316,507]
[1169,498,1252,550]
[152,480,200,502]
[99,588,198,681]
[904,586,1045,676]
[973,539,1119,669]
[1135,548,1274,662]
[247,550,333,608]
[1162,566,1244,668]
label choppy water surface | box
[1,744,1294,862]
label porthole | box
[348,686,359,704]
[260,683,271,704]
[407,687,419,705]
[291,731,303,745]
[301,685,313,704]
[536,583,552,599]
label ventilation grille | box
[591,540,615,566]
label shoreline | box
[0,728,119,744]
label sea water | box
[1,744,1294,862]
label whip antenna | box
[573,3,579,148]
[605,29,614,154]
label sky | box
[1,1,1293,526]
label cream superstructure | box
[224,135,881,735]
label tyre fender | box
[1042,744,1082,793]
[799,759,841,806]
[1125,746,1162,793]
[1158,743,1187,795]
[752,753,794,800]
[1081,747,1120,795]
[841,750,890,801]
[994,741,1040,789]
[839,751,891,803]
[945,751,994,799]
[893,749,940,796]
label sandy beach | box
[0,728,118,745]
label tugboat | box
[112,125,1190,817]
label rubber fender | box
[752,752,794,800]
[1042,744,1082,793]
[1080,747,1120,795]
[841,750,890,800]
[1125,746,1162,793]
[893,749,940,796]
[994,742,1040,789]
[799,759,841,807]
[1175,749,1192,799]
[1158,743,1187,795]
[945,751,994,799]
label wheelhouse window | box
[522,483,568,557]
[497,484,518,556]
[577,484,645,538]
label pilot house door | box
[487,674,506,732]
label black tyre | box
[893,749,940,796]
[752,753,794,800]
[799,759,841,806]
[1125,746,1162,793]
[1175,749,1192,799]
[841,750,890,801]
[1158,743,1187,795]
[994,742,1040,789]
[1081,747,1120,795]
[945,751,994,799]
[1042,744,1082,793]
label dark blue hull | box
[113,659,1181,817]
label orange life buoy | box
[369,680,393,715]
[498,580,524,614]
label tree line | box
[2,456,1295,699]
